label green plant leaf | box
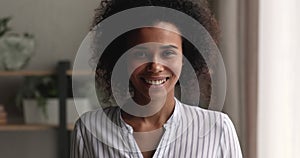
[0,17,11,37]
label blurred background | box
[0,0,299,158]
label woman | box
[71,0,243,158]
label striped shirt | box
[70,98,243,158]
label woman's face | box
[126,22,183,102]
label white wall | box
[0,0,99,70]
[258,0,300,157]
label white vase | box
[23,98,93,125]
[0,34,35,70]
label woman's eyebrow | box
[131,46,148,50]
[160,45,179,49]
[131,44,178,50]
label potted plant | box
[16,75,59,125]
[16,75,57,117]
[16,75,93,125]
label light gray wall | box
[0,0,99,157]
[0,0,99,70]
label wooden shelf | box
[66,70,93,76]
[0,70,93,76]
[0,70,55,76]
[0,124,76,131]
[0,124,56,131]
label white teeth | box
[144,79,167,85]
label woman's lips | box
[144,78,167,85]
[141,77,170,86]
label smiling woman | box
[70,0,243,158]
[126,25,183,105]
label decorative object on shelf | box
[15,75,58,118]
[0,17,35,71]
[16,75,94,125]
[23,98,91,125]
[0,104,8,125]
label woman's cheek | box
[167,61,182,78]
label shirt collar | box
[117,97,182,133]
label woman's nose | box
[146,62,164,73]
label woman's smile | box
[142,77,168,86]
[125,23,183,101]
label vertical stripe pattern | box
[70,98,243,158]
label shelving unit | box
[57,61,70,158]
[0,124,56,131]
[0,124,75,131]
[0,70,55,76]
[0,61,73,158]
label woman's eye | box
[133,51,147,58]
[162,50,176,57]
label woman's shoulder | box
[74,106,120,127]
[179,101,227,119]
[178,101,235,133]
[79,106,119,117]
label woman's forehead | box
[151,21,181,33]
[126,22,182,48]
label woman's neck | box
[121,92,176,131]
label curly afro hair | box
[92,0,220,108]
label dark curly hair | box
[92,0,220,108]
